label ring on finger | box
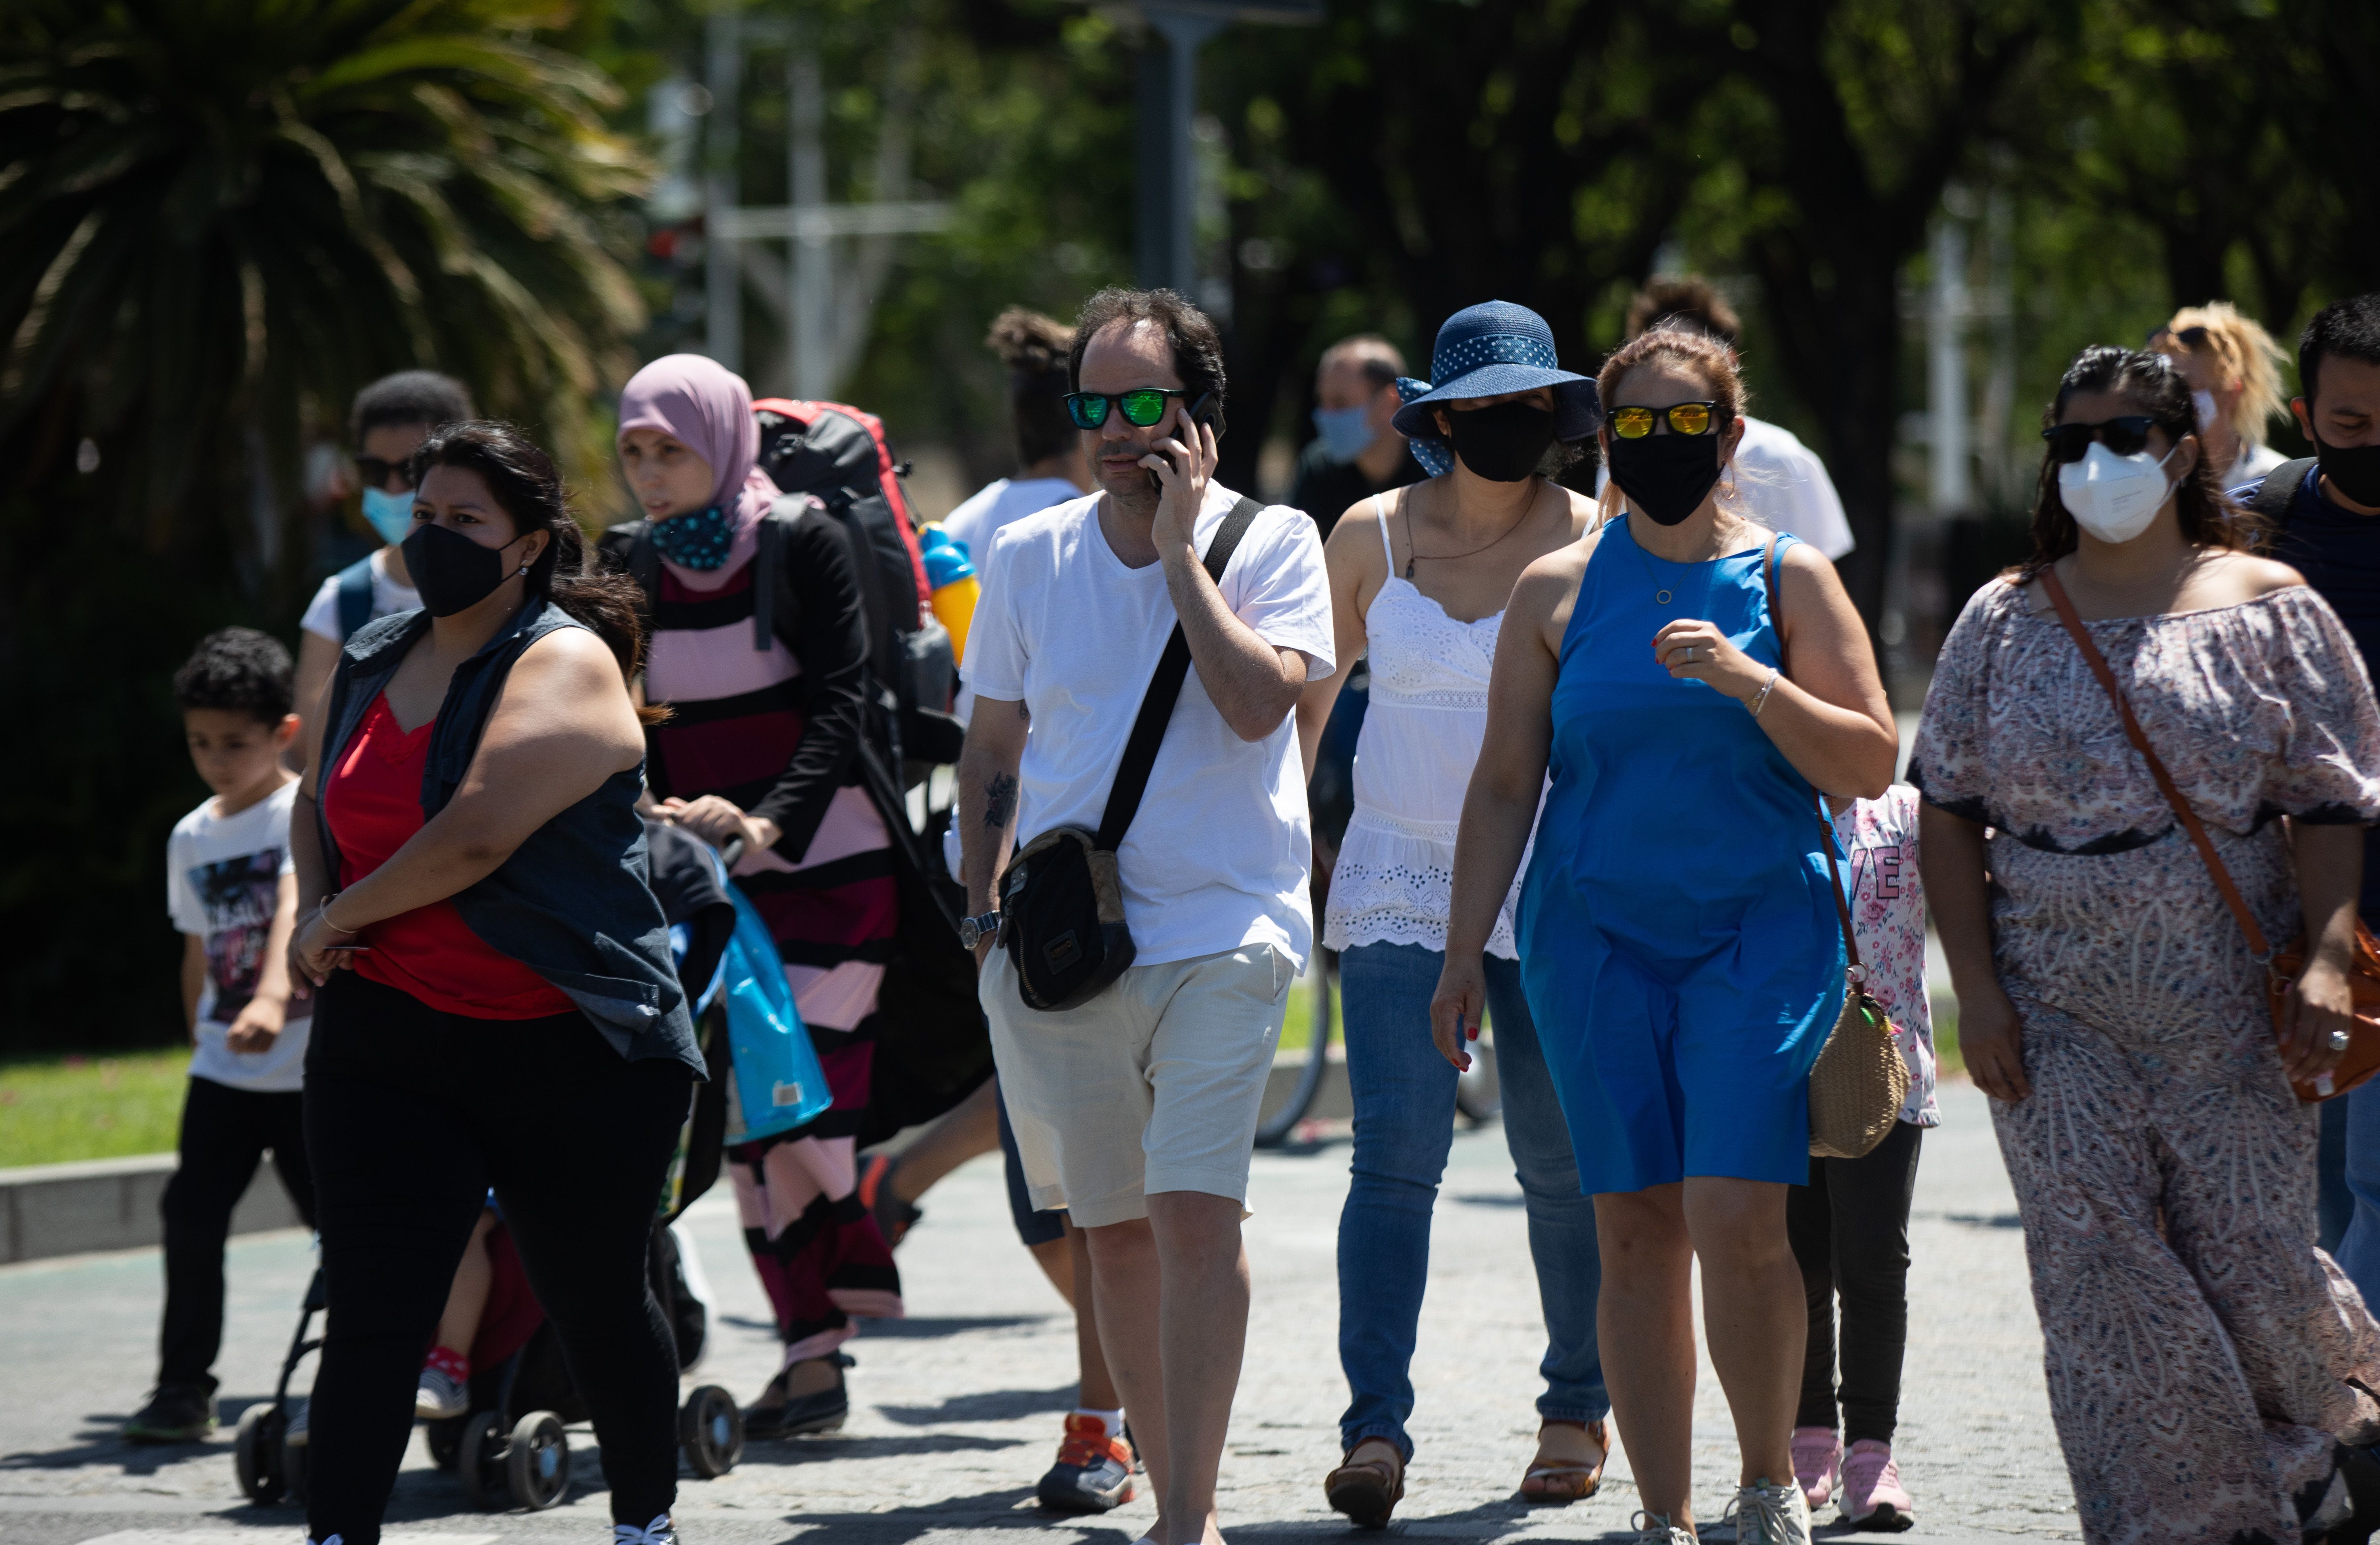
[2333,1028,2353,1051]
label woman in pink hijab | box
[604,354,904,1438]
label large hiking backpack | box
[751,398,957,777]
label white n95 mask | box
[2058,440,2177,544]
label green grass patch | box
[1929,994,1965,1081]
[1277,968,1344,1055]
[0,1049,189,1169]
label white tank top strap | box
[1372,492,1395,573]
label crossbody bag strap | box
[1760,531,1867,977]
[2037,563,2273,960]
[1094,496,1266,851]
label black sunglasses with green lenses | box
[1609,402,1720,439]
[1064,388,1203,431]
[2042,416,2161,464]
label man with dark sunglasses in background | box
[290,370,475,759]
[2239,294,2380,1312]
[955,286,1332,1545]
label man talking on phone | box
[956,287,1333,1545]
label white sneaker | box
[283,1399,309,1448]
[1631,1511,1697,1544]
[614,1515,677,1545]
[414,1365,469,1420]
[1724,1476,1812,1545]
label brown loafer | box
[1519,1418,1608,1504]
[1325,1439,1405,1529]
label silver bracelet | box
[317,895,360,936]
[1746,670,1780,717]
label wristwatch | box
[958,911,1003,951]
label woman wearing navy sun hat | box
[1297,301,1611,1527]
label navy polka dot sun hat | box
[1389,300,1602,451]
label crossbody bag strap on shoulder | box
[2036,563,2273,959]
[1092,495,1265,851]
[1760,533,1865,976]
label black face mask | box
[1447,401,1557,483]
[401,521,530,617]
[2315,428,2380,509]
[1607,431,1724,525]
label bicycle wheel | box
[1254,950,1334,1148]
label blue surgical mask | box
[1312,405,1378,464]
[360,485,416,546]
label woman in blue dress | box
[1432,323,1897,1545]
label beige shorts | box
[981,943,1292,1228]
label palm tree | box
[0,0,652,558]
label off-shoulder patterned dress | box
[1910,577,2380,1545]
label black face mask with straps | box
[401,522,530,617]
[1446,401,1557,483]
[2315,429,2380,509]
[1607,432,1724,525]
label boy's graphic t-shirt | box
[166,781,310,1092]
[1831,784,1939,1127]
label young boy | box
[121,628,317,1443]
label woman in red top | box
[287,422,698,1545]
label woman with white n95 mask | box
[1912,344,2380,1543]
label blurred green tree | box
[0,0,651,1047]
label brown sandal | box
[1325,1439,1405,1529]
[1519,1418,1608,1504]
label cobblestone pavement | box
[0,1080,2075,1545]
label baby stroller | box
[234,822,783,1512]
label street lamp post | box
[1126,1,1318,294]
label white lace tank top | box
[1324,497,1530,958]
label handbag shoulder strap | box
[1759,532,1867,977]
[1095,495,1266,851]
[2036,562,2272,959]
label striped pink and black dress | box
[643,519,903,1358]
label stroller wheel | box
[284,1428,309,1504]
[506,1411,572,1511]
[233,1404,286,1506]
[679,1385,743,1478]
[456,1410,507,1509]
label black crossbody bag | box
[999,496,1263,1011]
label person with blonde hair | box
[2150,301,2292,488]
[1437,319,1897,1543]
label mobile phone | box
[1144,392,1220,493]
[321,944,373,954]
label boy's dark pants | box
[158,1074,316,1392]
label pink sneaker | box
[1839,1439,1915,1531]
[1791,1426,1842,1511]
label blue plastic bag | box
[715,881,832,1140]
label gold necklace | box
[1404,483,1540,579]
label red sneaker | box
[1037,1413,1135,1513]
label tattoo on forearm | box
[984,771,1019,832]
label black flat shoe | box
[743,1356,850,1440]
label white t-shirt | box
[1596,414,1855,559]
[166,782,311,1092]
[299,548,420,642]
[943,476,1087,579]
[964,483,1336,969]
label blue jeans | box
[1335,941,1608,1458]
[2336,1080,2380,1299]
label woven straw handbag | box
[1806,814,1912,1158]
[1758,535,1911,1159]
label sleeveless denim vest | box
[317,599,703,1075]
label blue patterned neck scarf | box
[651,505,733,569]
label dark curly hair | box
[1068,287,1228,437]
[987,307,1077,468]
[407,421,665,723]
[174,627,294,725]
[2020,346,2258,578]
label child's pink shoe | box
[1839,1439,1915,1531]
[1790,1426,1842,1511]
